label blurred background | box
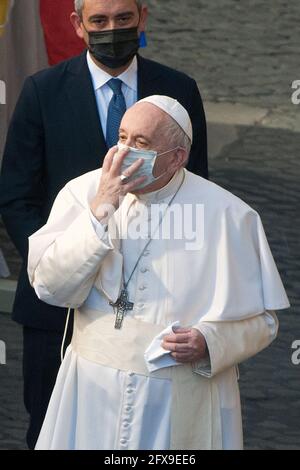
[0,0,299,450]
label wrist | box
[90,199,116,224]
[90,207,108,223]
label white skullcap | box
[137,95,193,142]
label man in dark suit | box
[0,0,208,449]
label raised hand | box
[90,146,147,222]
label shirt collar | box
[87,51,138,92]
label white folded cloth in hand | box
[144,321,182,372]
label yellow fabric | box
[0,0,11,38]
[71,306,222,450]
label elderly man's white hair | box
[164,118,192,156]
[74,0,143,16]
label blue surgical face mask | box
[117,143,179,190]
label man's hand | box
[90,146,147,222]
[162,328,208,363]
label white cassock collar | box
[130,168,185,205]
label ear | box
[138,5,148,33]
[171,148,188,171]
[70,12,85,40]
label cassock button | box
[125,397,134,406]
[120,439,127,445]
[139,285,147,291]
[141,268,149,274]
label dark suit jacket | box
[0,51,208,331]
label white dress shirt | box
[86,51,138,138]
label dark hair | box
[74,1,143,16]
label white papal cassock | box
[28,168,289,450]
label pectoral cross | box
[109,289,134,329]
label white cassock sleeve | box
[27,185,115,308]
[192,310,278,377]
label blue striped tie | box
[106,78,127,148]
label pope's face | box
[73,0,147,45]
[118,103,184,193]
[119,103,166,152]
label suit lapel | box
[65,52,108,170]
[137,55,162,100]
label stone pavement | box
[0,314,27,450]
[0,0,299,450]
[144,0,299,109]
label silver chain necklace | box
[110,171,186,329]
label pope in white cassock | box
[28,95,290,450]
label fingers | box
[110,148,146,187]
[162,342,190,353]
[110,148,129,175]
[174,328,191,334]
[102,146,119,173]
[121,157,145,180]
[120,174,148,194]
[161,328,207,364]
[163,332,191,344]
[170,352,193,363]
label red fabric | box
[40,0,85,65]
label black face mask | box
[86,27,140,69]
